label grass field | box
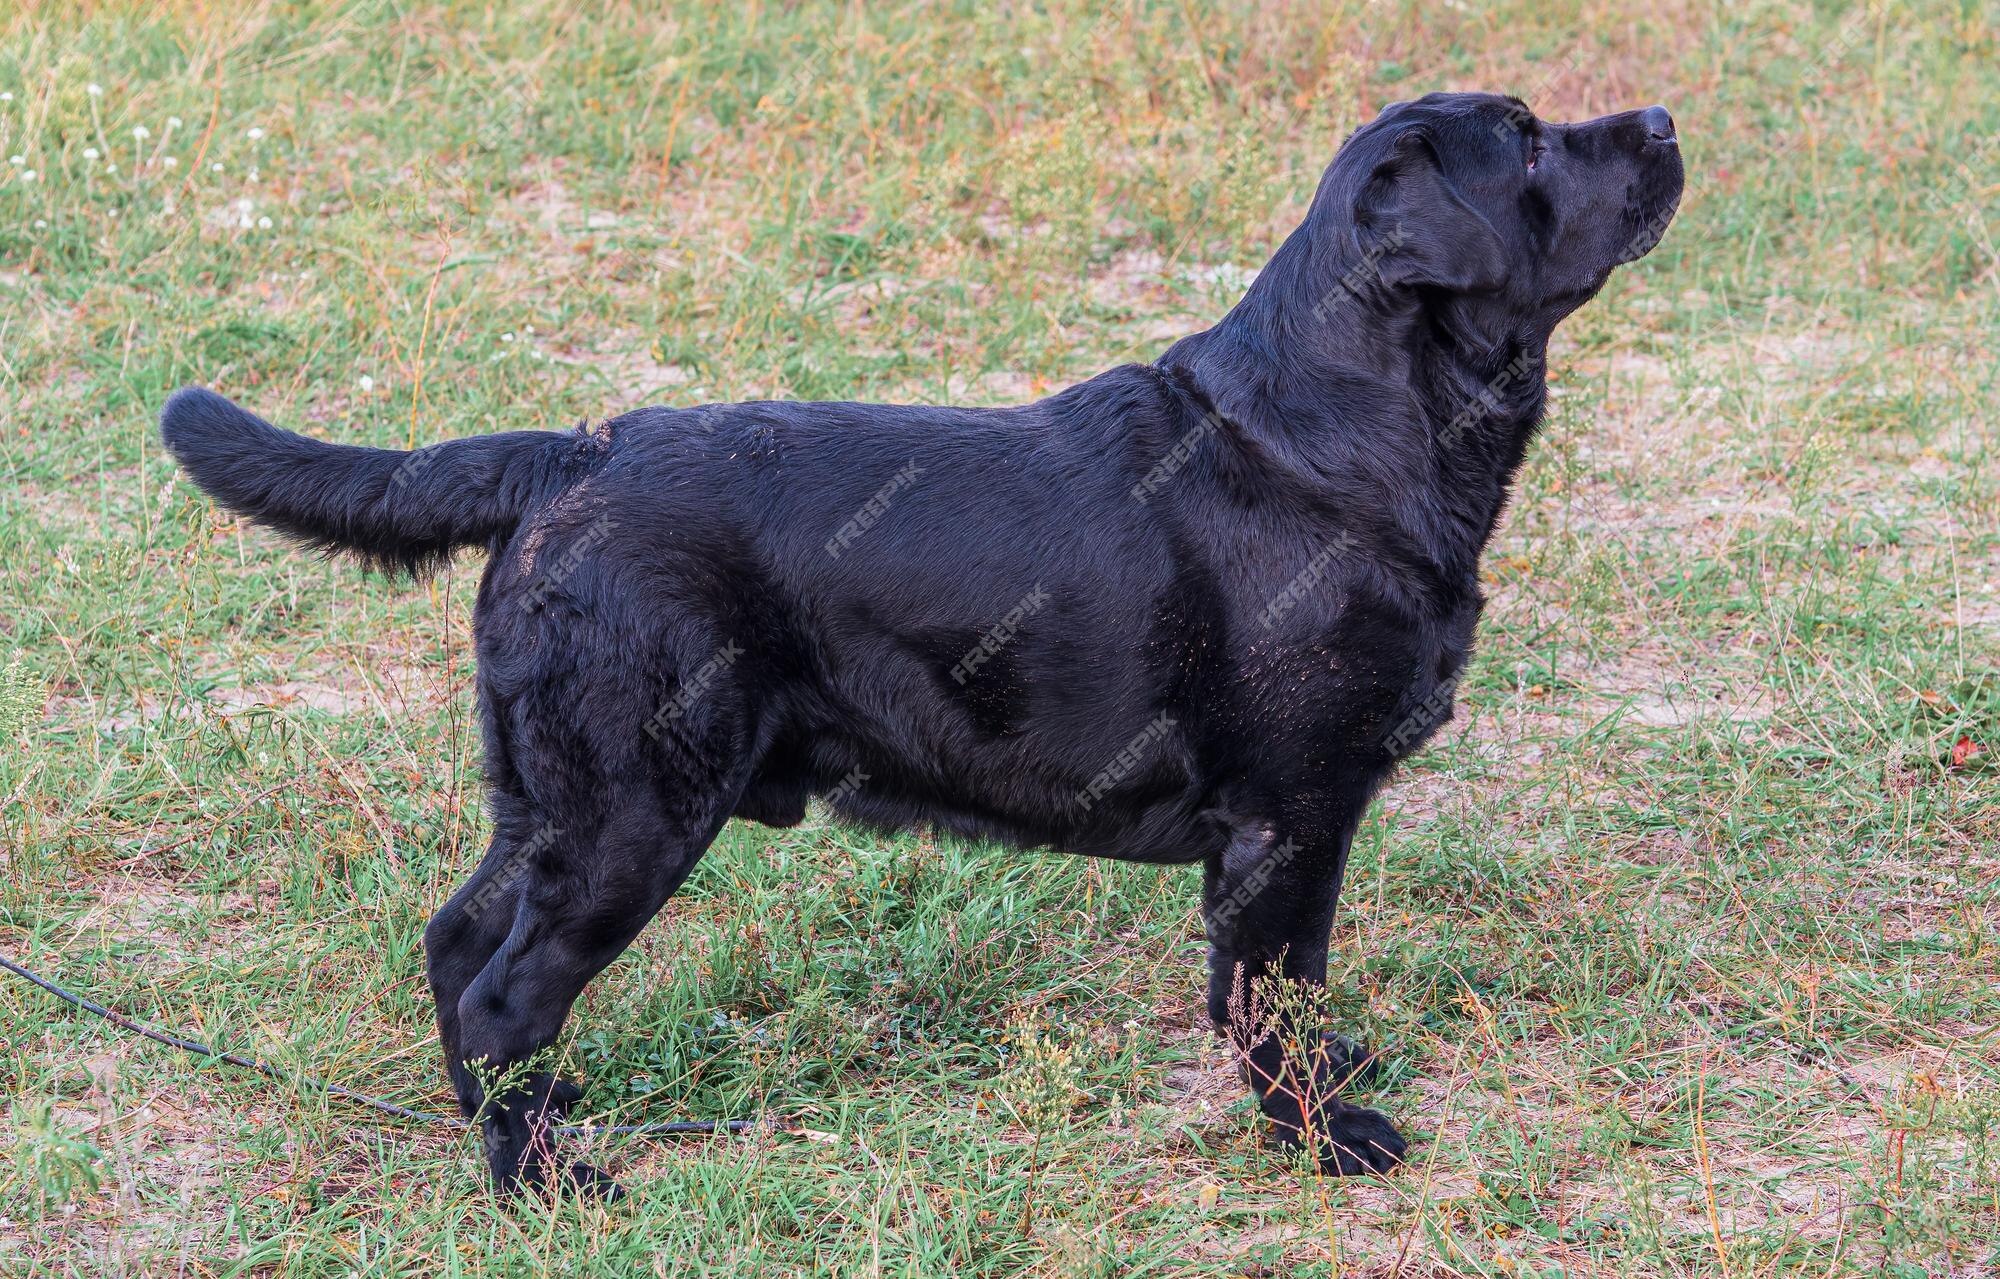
[2,0,1997,1274]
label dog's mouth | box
[1615,190,1682,265]
[1612,150,1686,266]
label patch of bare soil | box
[547,332,696,408]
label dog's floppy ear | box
[1352,129,1508,293]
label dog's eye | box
[1526,140,1547,172]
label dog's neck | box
[1161,226,1551,583]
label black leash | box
[0,953,763,1139]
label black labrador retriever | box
[161,91,1682,1196]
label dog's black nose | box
[1641,105,1676,142]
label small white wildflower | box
[0,91,12,102]
[167,115,183,129]
[246,126,264,140]
[238,214,252,228]
[162,155,177,167]
[524,324,535,335]
[132,125,150,140]
[104,162,117,173]
[358,375,375,392]
[234,197,252,211]
[83,147,99,160]
[33,218,46,228]
[210,162,222,172]
[256,215,271,228]
[7,156,19,166]
[19,170,34,182]
[86,84,101,97]
[500,331,514,342]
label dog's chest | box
[1381,638,1475,763]
[1244,583,1481,768]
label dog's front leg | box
[1203,819,1406,1175]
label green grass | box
[2,0,1997,1273]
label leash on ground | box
[0,952,767,1139]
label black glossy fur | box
[161,92,1683,1196]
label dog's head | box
[1312,91,1683,339]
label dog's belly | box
[731,725,1225,866]
[823,778,1226,866]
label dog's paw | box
[491,1149,624,1204]
[1316,1104,1407,1175]
[1268,1103,1407,1176]
[562,1158,625,1202]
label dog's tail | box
[159,386,578,576]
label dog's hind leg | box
[452,785,731,1198]
[424,676,554,1119]
[1204,813,1407,1176]
[423,817,541,1118]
